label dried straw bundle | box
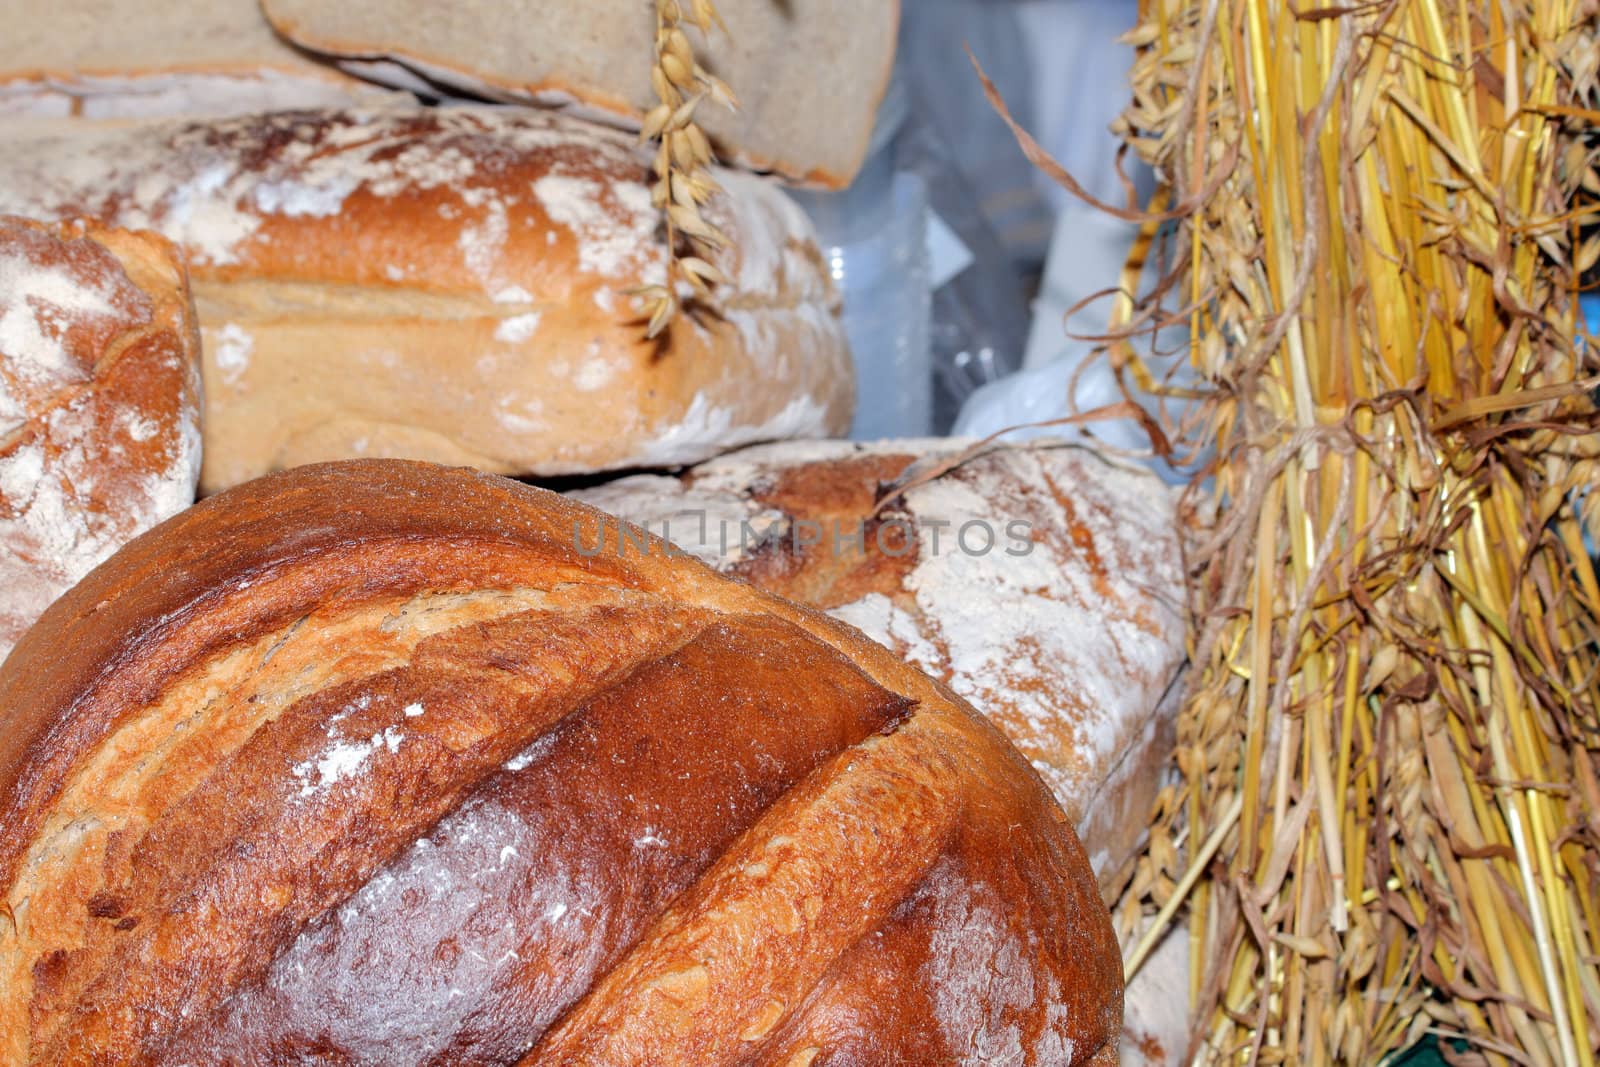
[1105,0,1600,1062]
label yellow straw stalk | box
[1104,0,1600,1062]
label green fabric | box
[1388,1038,1449,1066]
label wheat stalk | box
[1095,0,1600,1062]
[631,0,738,338]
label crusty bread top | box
[0,461,629,812]
[0,219,152,428]
[0,216,201,663]
[260,0,901,188]
[0,0,357,87]
[0,106,831,308]
[573,438,1187,869]
[0,460,1120,1065]
[0,107,854,486]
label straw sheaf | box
[1083,0,1600,1064]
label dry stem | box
[632,0,737,338]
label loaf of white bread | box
[0,215,202,664]
[0,107,853,493]
[572,437,1187,893]
[0,0,397,118]
[263,0,901,187]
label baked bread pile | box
[573,437,1187,894]
[0,5,1194,1061]
[0,460,1122,1065]
[0,2,882,496]
[0,215,201,663]
[0,108,852,492]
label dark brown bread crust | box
[0,460,1120,1065]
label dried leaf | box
[668,129,697,172]
[705,74,740,111]
[639,104,673,144]
[669,92,703,132]
[659,52,694,90]
[1577,233,1600,274]
[679,255,728,287]
[691,0,725,34]
[685,124,713,167]
[644,293,676,339]
[664,27,694,70]
[650,65,679,109]
[667,203,727,247]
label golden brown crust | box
[160,617,915,1066]
[0,108,853,491]
[572,438,1187,897]
[728,451,924,608]
[0,460,1119,1065]
[0,215,201,663]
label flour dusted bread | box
[0,216,201,665]
[0,459,1119,1065]
[0,107,852,492]
[0,0,394,118]
[1121,921,1191,1066]
[573,438,1186,893]
[261,0,900,188]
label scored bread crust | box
[0,459,1120,1065]
[0,215,202,665]
[0,107,854,492]
[571,437,1187,897]
[259,0,901,189]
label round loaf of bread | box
[0,460,1120,1065]
[0,215,201,666]
[571,438,1187,897]
[0,108,854,493]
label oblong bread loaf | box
[261,0,902,188]
[0,107,854,491]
